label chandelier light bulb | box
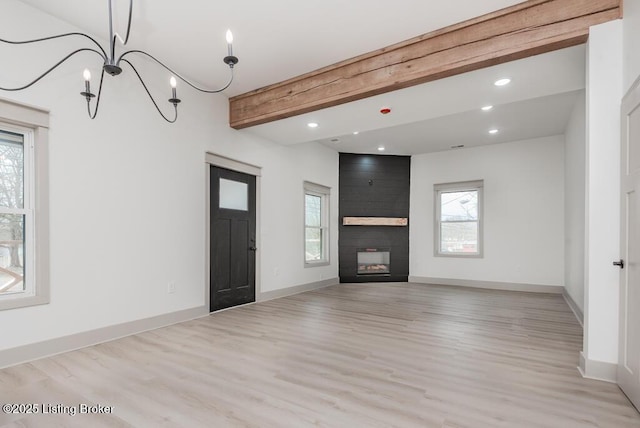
[169,76,178,102]
[81,68,94,102]
[226,30,234,56]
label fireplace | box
[357,248,390,275]
[338,153,409,283]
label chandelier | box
[0,0,238,123]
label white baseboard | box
[409,276,563,294]
[579,352,617,383]
[258,277,338,302]
[0,277,341,370]
[562,288,584,327]
[0,306,209,370]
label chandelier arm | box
[0,33,108,60]
[86,69,106,120]
[121,59,177,123]
[0,48,105,91]
[118,50,235,93]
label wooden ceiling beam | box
[229,0,621,129]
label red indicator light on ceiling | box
[380,107,391,114]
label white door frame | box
[204,153,262,309]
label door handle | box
[613,259,624,269]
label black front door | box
[210,166,256,311]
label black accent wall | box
[339,153,410,283]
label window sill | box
[0,293,49,311]
[304,260,330,268]
[435,253,483,258]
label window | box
[0,99,49,310]
[304,181,330,266]
[435,180,483,257]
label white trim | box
[204,153,262,310]
[258,277,338,302]
[579,352,618,383]
[304,181,330,195]
[205,152,261,177]
[0,96,49,129]
[0,306,208,369]
[409,276,563,294]
[563,288,584,327]
[0,277,339,369]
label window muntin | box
[435,181,483,257]
[304,182,330,266]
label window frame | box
[303,181,330,267]
[434,180,484,258]
[0,98,50,311]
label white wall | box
[624,0,640,93]
[0,0,338,352]
[583,19,623,366]
[410,136,565,288]
[564,91,586,312]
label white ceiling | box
[248,46,586,155]
[15,0,585,155]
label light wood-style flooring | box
[1,282,639,427]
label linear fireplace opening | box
[357,248,390,275]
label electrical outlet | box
[168,282,176,294]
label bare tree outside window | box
[0,130,25,294]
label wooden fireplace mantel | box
[342,217,408,226]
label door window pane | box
[0,214,24,294]
[219,178,248,211]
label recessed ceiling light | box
[378,146,385,151]
[494,78,511,87]
[481,105,493,111]
[353,131,359,135]
[307,122,318,128]
[489,129,499,134]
